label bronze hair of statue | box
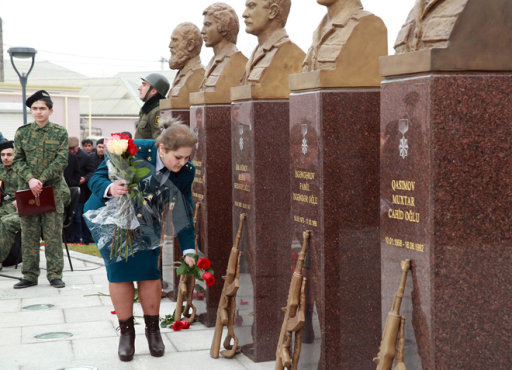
[191,3,248,105]
[232,0,304,100]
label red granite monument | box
[379,1,512,368]
[189,3,248,327]
[230,0,305,362]
[287,1,387,368]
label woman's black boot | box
[144,314,165,357]
[118,316,135,361]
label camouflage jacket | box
[0,164,17,203]
[13,121,68,212]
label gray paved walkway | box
[0,249,275,370]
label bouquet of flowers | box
[160,255,215,330]
[103,133,150,260]
[176,254,215,287]
[84,134,195,265]
[84,133,153,263]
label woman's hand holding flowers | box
[184,255,196,267]
[109,180,129,197]
[176,254,215,287]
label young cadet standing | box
[0,141,21,269]
[12,90,68,289]
[134,73,170,139]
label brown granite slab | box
[381,73,512,369]
[189,104,233,327]
[231,100,291,362]
[290,89,381,369]
[160,108,190,126]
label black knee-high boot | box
[144,314,165,357]
[118,316,135,361]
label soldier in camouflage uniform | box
[12,90,68,289]
[134,73,170,139]
[0,141,21,270]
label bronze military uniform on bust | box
[395,0,469,53]
[289,0,386,90]
[232,0,305,100]
[199,3,247,95]
[303,1,370,71]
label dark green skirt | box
[105,248,161,282]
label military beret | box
[26,90,52,107]
[0,140,14,153]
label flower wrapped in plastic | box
[84,134,194,265]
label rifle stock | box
[374,259,411,370]
[275,230,310,370]
[393,316,406,370]
[220,251,242,358]
[290,279,306,370]
[210,213,246,359]
[174,203,201,323]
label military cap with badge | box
[26,89,53,108]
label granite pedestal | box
[231,99,291,362]
[159,108,190,126]
[380,73,512,369]
[159,107,190,300]
[189,104,233,327]
[289,89,381,369]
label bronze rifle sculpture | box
[210,213,246,358]
[275,230,311,370]
[393,316,406,370]
[174,202,201,323]
[374,259,411,370]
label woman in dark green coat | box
[85,120,197,361]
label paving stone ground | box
[0,249,275,370]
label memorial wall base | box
[190,104,233,327]
[380,73,512,369]
[231,100,291,362]
[289,89,381,369]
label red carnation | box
[202,271,215,287]
[197,257,211,270]
[171,320,184,331]
[119,133,131,140]
[127,140,137,156]
[181,320,191,329]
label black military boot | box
[118,316,135,361]
[144,314,165,357]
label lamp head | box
[7,47,37,59]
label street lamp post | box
[8,47,37,125]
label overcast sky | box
[1,0,415,77]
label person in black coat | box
[64,150,81,188]
[90,138,105,170]
[68,137,96,243]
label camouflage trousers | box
[20,211,64,282]
[0,203,21,263]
